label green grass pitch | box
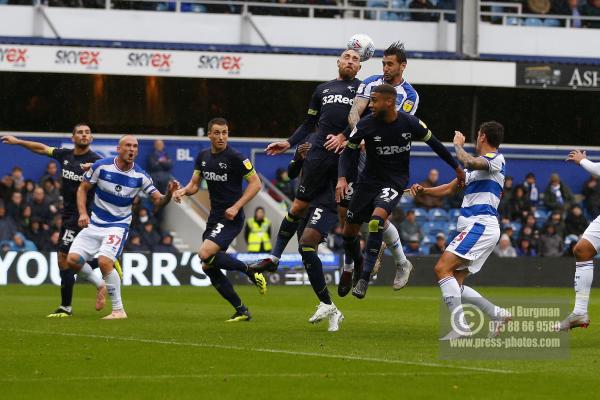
[1,284,599,399]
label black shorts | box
[202,214,244,250]
[346,181,404,224]
[295,149,338,203]
[58,218,81,254]
[302,206,338,238]
[338,180,356,209]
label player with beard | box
[336,84,464,299]
[2,125,109,317]
[249,49,361,280]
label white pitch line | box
[0,371,476,383]
[3,328,516,374]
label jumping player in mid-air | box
[337,84,465,300]
[2,125,108,318]
[333,42,420,297]
[67,135,178,319]
[174,118,266,322]
[249,49,362,276]
[410,122,512,339]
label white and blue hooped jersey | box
[458,152,506,228]
[84,157,157,229]
[356,75,419,115]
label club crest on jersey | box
[218,162,227,169]
[243,159,253,170]
[402,100,414,112]
[401,132,411,140]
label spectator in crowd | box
[30,187,56,222]
[0,175,14,203]
[414,168,444,209]
[41,178,61,208]
[582,0,600,28]
[522,212,538,233]
[21,179,36,203]
[273,167,294,201]
[565,204,588,236]
[409,0,438,21]
[543,173,574,212]
[538,224,563,257]
[399,209,422,242]
[429,232,446,255]
[327,224,344,252]
[16,205,32,234]
[40,230,61,252]
[555,0,584,27]
[6,191,24,220]
[132,207,156,233]
[520,225,539,249]
[522,172,540,206]
[11,166,25,192]
[147,139,173,194]
[509,185,528,221]
[154,234,178,253]
[50,214,63,233]
[7,232,37,252]
[498,176,514,219]
[140,221,161,250]
[502,223,517,246]
[125,233,150,252]
[245,206,272,253]
[0,201,18,241]
[544,210,566,238]
[403,233,421,256]
[493,233,517,257]
[40,160,60,184]
[389,207,404,231]
[582,176,600,218]
[516,237,537,257]
[26,218,50,250]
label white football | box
[347,33,375,62]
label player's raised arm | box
[568,149,600,176]
[173,172,201,203]
[151,179,180,210]
[266,89,320,156]
[453,131,489,171]
[410,179,459,198]
[414,121,465,187]
[224,161,261,221]
[1,135,53,156]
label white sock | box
[383,223,407,265]
[574,261,594,315]
[104,269,123,311]
[461,285,506,319]
[78,263,104,289]
[438,276,468,331]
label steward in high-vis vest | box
[245,207,272,253]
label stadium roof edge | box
[1,36,599,66]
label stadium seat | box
[543,19,561,27]
[534,209,550,223]
[419,245,431,255]
[449,208,461,220]
[428,208,449,221]
[524,18,543,26]
[422,234,436,245]
[399,195,414,209]
[413,208,428,223]
[422,221,448,236]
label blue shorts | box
[202,215,244,251]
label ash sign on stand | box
[517,63,600,90]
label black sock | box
[362,217,385,280]
[87,258,99,269]
[203,267,244,311]
[343,235,362,266]
[211,252,253,280]
[272,212,302,258]
[59,268,75,308]
[300,245,332,305]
